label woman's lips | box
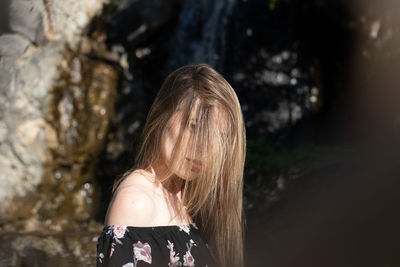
[191,159,202,166]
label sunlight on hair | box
[113,63,246,267]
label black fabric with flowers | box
[96,223,219,267]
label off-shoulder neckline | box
[103,223,197,230]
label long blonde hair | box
[113,63,246,267]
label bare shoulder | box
[118,169,155,189]
[105,170,157,226]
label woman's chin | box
[175,168,200,181]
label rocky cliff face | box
[0,1,120,265]
[0,0,118,232]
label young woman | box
[96,63,246,267]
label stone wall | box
[0,0,118,232]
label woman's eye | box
[189,123,196,130]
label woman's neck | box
[147,161,183,197]
[147,162,190,224]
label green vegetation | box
[269,0,280,10]
[244,138,345,210]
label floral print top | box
[96,223,219,267]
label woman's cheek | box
[163,127,178,164]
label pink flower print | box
[122,263,134,267]
[191,223,198,229]
[133,241,152,264]
[110,247,114,257]
[183,250,195,266]
[183,239,196,266]
[178,224,190,234]
[166,240,181,266]
[113,225,127,239]
[105,226,129,245]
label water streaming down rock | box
[165,0,236,71]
